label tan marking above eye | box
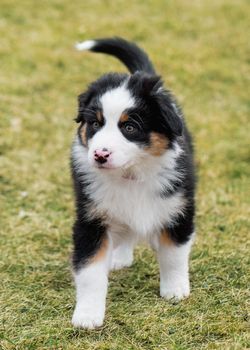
[160,229,175,246]
[119,113,129,123]
[96,110,103,122]
[79,124,87,146]
[146,132,169,156]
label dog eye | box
[92,121,100,130]
[124,124,136,133]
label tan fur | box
[91,234,109,262]
[160,229,175,246]
[96,110,103,122]
[146,132,169,156]
[119,113,129,123]
[79,124,87,146]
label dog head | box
[76,72,183,173]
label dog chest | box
[89,178,185,237]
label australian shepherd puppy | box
[71,38,196,329]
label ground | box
[0,0,249,349]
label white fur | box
[88,84,139,169]
[72,83,185,238]
[110,225,135,270]
[100,84,135,120]
[158,235,194,300]
[111,243,134,270]
[72,236,112,329]
[75,40,96,51]
[72,135,185,238]
[71,85,191,328]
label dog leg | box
[72,222,112,329]
[110,228,135,270]
[157,233,193,300]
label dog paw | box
[72,307,104,329]
[111,258,133,270]
[160,281,190,301]
[111,247,133,270]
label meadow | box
[0,0,249,349]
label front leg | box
[72,219,112,329]
[158,228,194,301]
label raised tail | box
[75,37,156,74]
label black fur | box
[76,73,184,148]
[76,73,127,123]
[71,166,107,270]
[71,37,196,270]
[88,37,156,74]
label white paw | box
[111,258,132,270]
[72,306,104,329]
[160,280,190,301]
[110,247,133,270]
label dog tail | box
[75,37,156,74]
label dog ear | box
[153,91,183,137]
[75,91,93,123]
[141,74,162,95]
[128,72,162,97]
[141,76,183,137]
[128,73,183,137]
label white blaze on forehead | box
[100,84,135,122]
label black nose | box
[95,155,107,164]
[94,149,111,164]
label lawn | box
[0,0,249,349]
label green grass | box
[0,0,249,349]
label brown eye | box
[92,121,100,130]
[125,124,135,133]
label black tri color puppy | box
[71,38,196,329]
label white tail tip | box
[75,40,95,51]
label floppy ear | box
[129,73,183,137]
[128,72,162,97]
[154,92,183,137]
[140,74,162,95]
[75,91,93,123]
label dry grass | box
[0,0,249,349]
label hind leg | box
[109,224,136,270]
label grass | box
[0,0,249,349]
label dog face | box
[76,72,183,171]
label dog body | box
[71,38,196,329]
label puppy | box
[71,38,196,329]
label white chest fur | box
[72,137,185,238]
[89,176,184,237]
